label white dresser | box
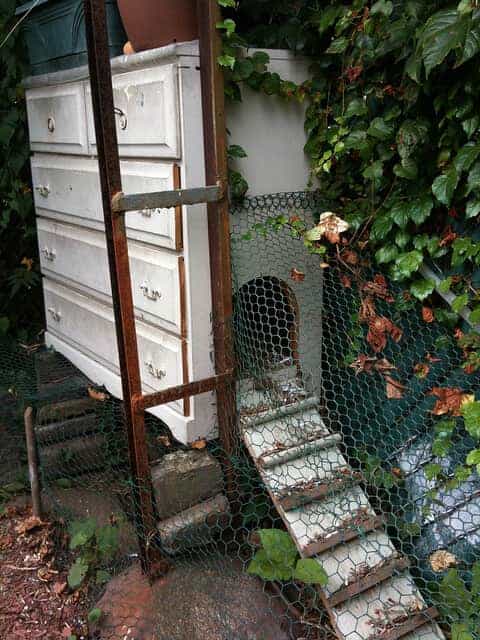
[24,42,309,444]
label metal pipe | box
[83,0,166,577]
[24,407,42,519]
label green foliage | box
[247,528,327,585]
[0,2,42,340]
[67,519,118,590]
[437,564,480,637]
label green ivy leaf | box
[425,463,442,481]
[394,159,418,180]
[258,529,298,568]
[390,201,410,228]
[451,292,469,313]
[420,10,467,77]
[367,117,394,140]
[95,570,111,585]
[432,167,459,206]
[438,569,472,619]
[462,400,480,439]
[396,229,410,249]
[294,559,328,585]
[218,0,236,6]
[216,19,236,37]
[247,549,293,581]
[69,518,96,550]
[410,278,435,301]
[371,0,393,17]
[394,250,424,279]
[326,37,349,54]
[362,160,383,180]
[451,623,474,640]
[469,306,480,324]
[454,142,480,173]
[410,194,434,225]
[439,276,453,293]
[375,244,398,264]
[67,558,89,590]
[96,525,119,561]
[345,98,368,119]
[218,54,236,69]
[88,608,102,624]
[466,448,480,466]
[467,161,480,195]
[228,144,248,159]
[397,120,429,159]
[371,214,393,241]
[466,200,480,219]
[462,116,480,138]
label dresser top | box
[23,41,306,89]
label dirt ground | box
[0,501,91,639]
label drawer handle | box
[42,247,56,262]
[114,107,128,131]
[35,185,50,198]
[145,361,166,379]
[47,117,55,133]
[47,307,61,322]
[140,282,162,301]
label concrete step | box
[158,493,230,554]
[39,433,107,480]
[241,394,320,428]
[152,450,224,520]
[37,397,98,425]
[35,413,99,445]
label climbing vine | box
[0,1,42,342]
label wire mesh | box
[0,191,479,639]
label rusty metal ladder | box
[83,0,235,577]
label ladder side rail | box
[83,0,165,576]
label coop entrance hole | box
[234,276,299,373]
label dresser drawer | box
[44,279,184,413]
[31,155,182,250]
[85,65,180,158]
[26,84,88,155]
[37,219,183,334]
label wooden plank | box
[277,471,362,512]
[328,556,410,608]
[259,433,342,469]
[111,185,222,213]
[366,607,439,640]
[302,515,384,558]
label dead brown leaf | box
[429,387,474,416]
[157,435,171,448]
[191,439,207,450]
[340,274,352,288]
[342,249,359,265]
[385,376,406,399]
[53,580,67,596]
[350,355,395,375]
[88,386,109,402]
[422,306,434,323]
[290,268,305,282]
[359,296,376,322]
[367,316,403,353]
[414,363,430,379]
[362,274,394,302]
[429,550,457,573]
[15,516,47,535]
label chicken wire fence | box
[0,191,479,640]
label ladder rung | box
[366,606,439,640]
[328,556,410,608]
[276,471,362,512]
[112,185,222,213]
[259,433,342,469]
[302,515,384,558]
[134,371,233,412]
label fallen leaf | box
[53,581,67,595]
[342,249,359,265]
[359,297,376,322]
[385,376,406,399]
[391,467,403,478]
[439,226,457,247]
[362,275,394,302]
[291,268,305,282]
[340,274,352,288]
[15,516,47,535]
[367,316,403,353]
[429,387,472,416]
[320,262,330,269]
[350,355,395,375]
[191,439,206,450]
[414,363,430,379]
[88,387,109,402]
[429,550,457,573]
[157,435,171,448]
[454,328,464,340]
[426,353,441,363]
[422,306,434,323]
[306,212,350,244]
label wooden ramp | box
[240,387,445,640]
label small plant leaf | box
[87,608,103,624]
[67,558,89,590]
[294,559,328,585]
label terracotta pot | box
[117,0,198,53]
